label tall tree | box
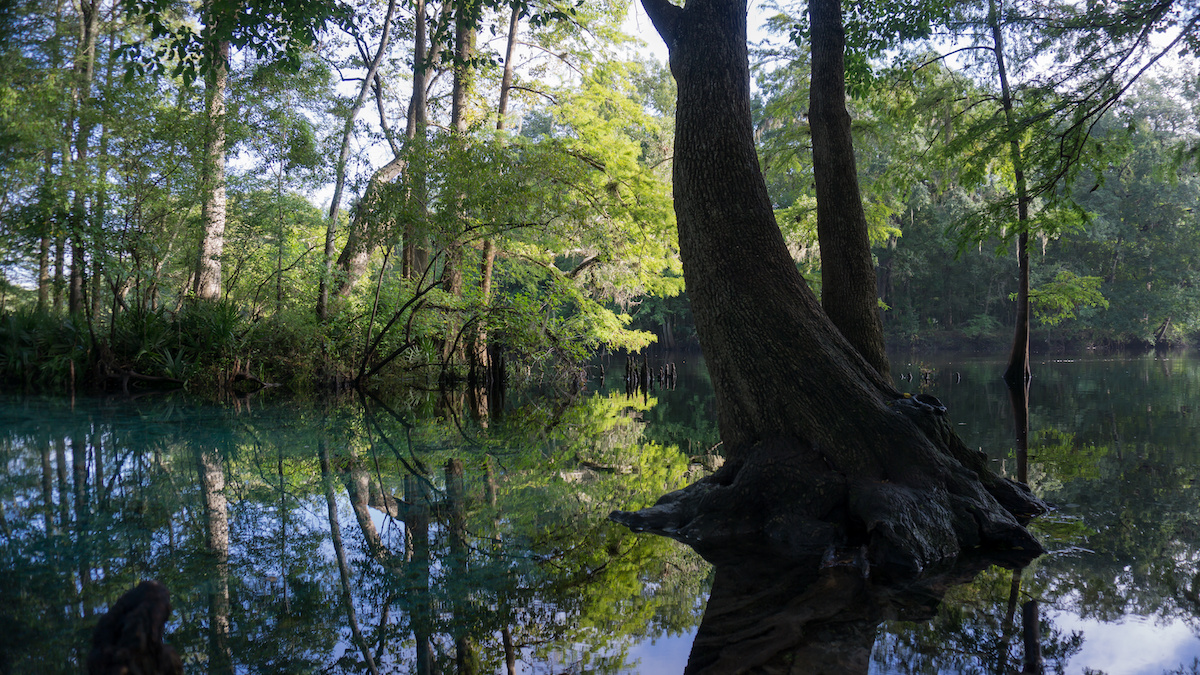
[613,0,1043,573]
[986,0,1033,386]
[67,0,103,316]
[194,26,229,301]
[315,0,398,320]
[126,0,348,301]
[808,0,889,378]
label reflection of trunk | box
[72,433,92,607]
[1007,379,1030,485]
[405,473,435,675]
[502,628,516,675]
[41,441,54,533]
[687,556,1005,674]
[319,440,381,675]
[809,0,889,378]
[484,455,498,507]
[1021,600,1044,674]
[196,448,232,674]
[55,437,70,528]
[446,459,479,674]
[277,447,290,612]
[340,450,385,559]
[995,568,1022,674]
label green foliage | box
[0,309,87,388]
[960,313,1001,339]
[1018,270,1109,326]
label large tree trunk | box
[809,0,890,378]
[613,0,1044,575]
[194,38,229,301]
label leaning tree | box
[611,0,1045,575]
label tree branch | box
[640,0,682,46]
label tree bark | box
[67,0,102,318]
[334,156,407,298]
[809,0,890,378]
[402,0,436,280]
[470,7,519,374]
[442,2,476,364]
[614,0,1044,575]
[989,0,1032,386]
[194,38,229,301]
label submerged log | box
[88,580,183,675]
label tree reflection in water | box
[686,552,1041,674]
[0,384,710,673]
[3,354,1200,672]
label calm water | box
[1,352,1198,673]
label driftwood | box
[88,580,183,675]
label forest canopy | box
[1,0,1199,392]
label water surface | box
[1,352,1198,673]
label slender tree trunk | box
[320,440,381,675]
[809,0,889,378]
[403,0,433,280]
[616,0,1044,573]
[68,236,86,315]
[38,232,52,313]
[470,6,519,374]
[442,2,476,363]
[989,0,1032,386]
[194,38,229,301]
[67,0,101,318]
[317,0,397,320]
[54,235,66,312]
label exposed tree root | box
[611,395,1046,576]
